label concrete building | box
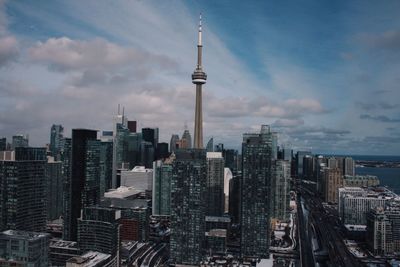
[66,251,115,267]
[49,239,80,267]
[192,14,207,149]
[120,166,153,192]
[0,230,50,266]
[343,157,355,176]
[323,167,343,203]
[77,207,120,264]
[102,187,149,242]
[366,203,400,256]
[339,187,399,225]
[343,175,380,187]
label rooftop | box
[0,230,49,240]
[104,186,142,199]
[67,251,110,266]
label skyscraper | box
[0,147,47,232]
[241,125,273,259]
[192,14,207,149]
[153,156,174,216]
[0,137,6,151]
[271,160,291,221]
[170,134,180,153]
[170,149,207,265]
[64,129,100,241]
[50,124,64,159]
[206,152,225,216]
[181,128,192,149]
[46,157,63,220]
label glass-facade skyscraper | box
[240,125,272,259]
[170,149,207,265]
[0,147,47,232]
[63,129,100,241]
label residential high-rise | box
[170,149,207,265]
[11,134,29,149]
[344,157,355,176]
[153,156,174,216]
[0,147,47,232]
[192,14,207,149]
[338,187,398,225]
[50,124,64,159]
[241,125,272,259]
[46,157,63,220]
[367,207,391,256]
[343,174,380,187]
[323,167,343,203]
[63,129,100,241]
[0,230,50,266]
[77,206,120,265]
[271,160,291,221]
[206,152,225,216]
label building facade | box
[63,129,100,241]
[206,152,225,216]
[240,125,272,259]
[271,160,291,221]
[0,148,47,232]
[170,149,207,265]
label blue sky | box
[0,0,399,155]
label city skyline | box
[1,1,400,155]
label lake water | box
[356,167,400,194]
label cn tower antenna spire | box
[192,13,207,149]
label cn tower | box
[192,14,207,149]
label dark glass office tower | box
[142,128,155,147]
[46,159,63,220]
[240,125,273,259]
[0,147,47,232]
[63,129,100,241]
[206,152,225,216]
[170,149,207,265]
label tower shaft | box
[192,14,207,149]
[194,85,203,148]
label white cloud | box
[29,37,177,72]
[0,35,17,66]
